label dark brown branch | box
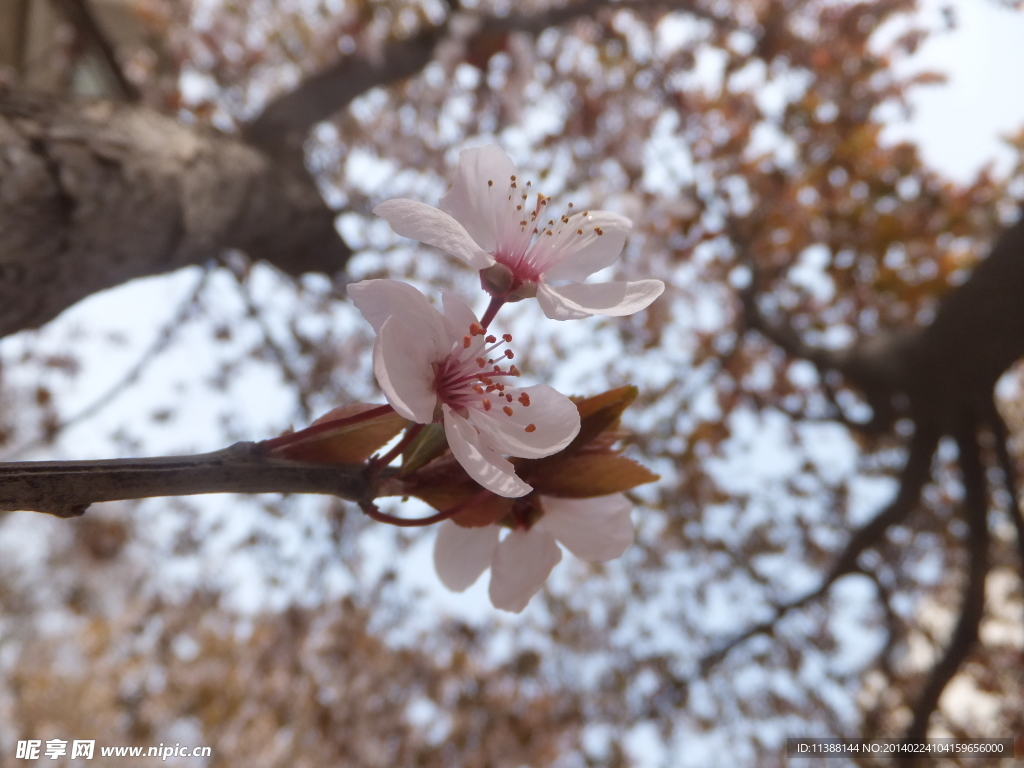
[861,566,901,680]
[738,262,919,433]
[244,0,721,152]
[912,216,1024,422]
[0,443,391,518]
[986,399,1024,592]
[243,28,444,153]
[698,424,939,674]
[905,423,989,745]
[485,0,721,35]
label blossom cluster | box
[275,146,663,612]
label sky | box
[880,0,1024,182]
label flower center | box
[433,323,535,431]
[485,174,594,286]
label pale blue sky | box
[881,0,1024,182]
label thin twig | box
[1,269,211,460]
[243,0,725,150]
[697,424,939,675]
[231,268,313,423]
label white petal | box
[374,317,438,423]
[438,145,519,253]
[443,404,532,497]
[536,494,634,562]
[348,279,451,361]
[467,385,580,459]
[433,521,499,592]
[374,199,494,269]
[440,288,484,353]
[488,528,562,613]
[536,279,665,320]
[535,211,633,282]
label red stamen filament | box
[433,322,527,418]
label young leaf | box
[530,454,658,498]
[270,404,408,464]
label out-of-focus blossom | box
[433,493,634,613]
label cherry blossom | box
[433,494,635,613]
[373,145,664,322]
[347,279,580,497]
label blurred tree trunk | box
[0,87,350,338]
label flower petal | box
[536,494,634,561]
[534,211,633,282]
[440,288,485,356]
[467,385,580,459]
[536,279,665,320]
[443,404,532,497]
[374,316,438,423]
[438,145,519,253]
[374,199,494,269]
[488,528,562,613]
[348,279,451,361]
[433,520,499,592]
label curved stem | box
[479,296,506,330]
[360,489,492,528]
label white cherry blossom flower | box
[373,145,665,322]
[433,494,635,613]
[347,279,580,497]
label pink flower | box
[347,279,580,497]
[433,494,635,613]
[373,145,664,320]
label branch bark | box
[698,424,939,675]
[0,87,350,337]
[905,422,989,746]
[244,0,721,152]
[0,442,390,517]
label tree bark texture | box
[0,442,393,517]
[0,86,350,338]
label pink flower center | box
[432,323,536,431]
[485,174,596,285]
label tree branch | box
[244,0,721,152]
[698,423,939,674]
[905,422,989,745]
[243,27,444,153]
[986,398,1024,599]
[0,443,394,518]
[0,87,350,337]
